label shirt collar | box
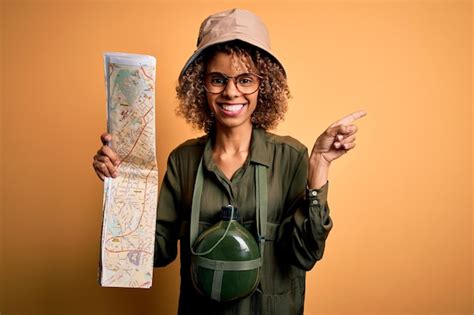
[203,127,271,171]
[249,128,271,167]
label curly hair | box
[176,40,291,133]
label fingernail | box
[335,142,341,148]
[113,172,118,177]
[114,160,120,165]
[337,135,344,141]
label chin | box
[215,117,252,131]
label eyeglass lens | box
[204,73,260,94]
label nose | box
[222,78,241,98]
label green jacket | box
[154,127,333,314]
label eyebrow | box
[206,72,253,77]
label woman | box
[93,8,366,315]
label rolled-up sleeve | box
[154,154,181,267]
[276,149,333,271]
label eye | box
[210,76,227,86]
[237,76,254,86]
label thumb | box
[100,133,112,145]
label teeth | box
[221,104,244,112]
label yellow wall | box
[1,1,472,314]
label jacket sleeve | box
[153,153,181,267]
[276,149,333,271]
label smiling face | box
[205,51,259,132]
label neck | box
[213,123,253,154]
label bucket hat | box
[179,8,286,79]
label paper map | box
[99,52,158,288]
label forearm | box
[308,153,330,189]
[276,150,333,270]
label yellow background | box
[1,1,472,314]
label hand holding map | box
[94,133,121,180]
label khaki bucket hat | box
[179,8,286,79]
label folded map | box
[99,52,158,288]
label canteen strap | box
[256,164,268,257]
[192,256,261,271]
[190,157,205,249]
[192,255,262,302]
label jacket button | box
[311,199,318,205]
[310,190,317,197]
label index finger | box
[98,145,120,165]
[329,110,367,128]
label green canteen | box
[191,205,261,303]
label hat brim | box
[178,36,286,80]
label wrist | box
[309,152,331,168]
[308,153,330,190]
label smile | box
[218,103,246,116]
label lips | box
[218,103,246,116]
[222,104,244,112]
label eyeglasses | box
[204,72,263,95]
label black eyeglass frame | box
[203,72,264,95]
